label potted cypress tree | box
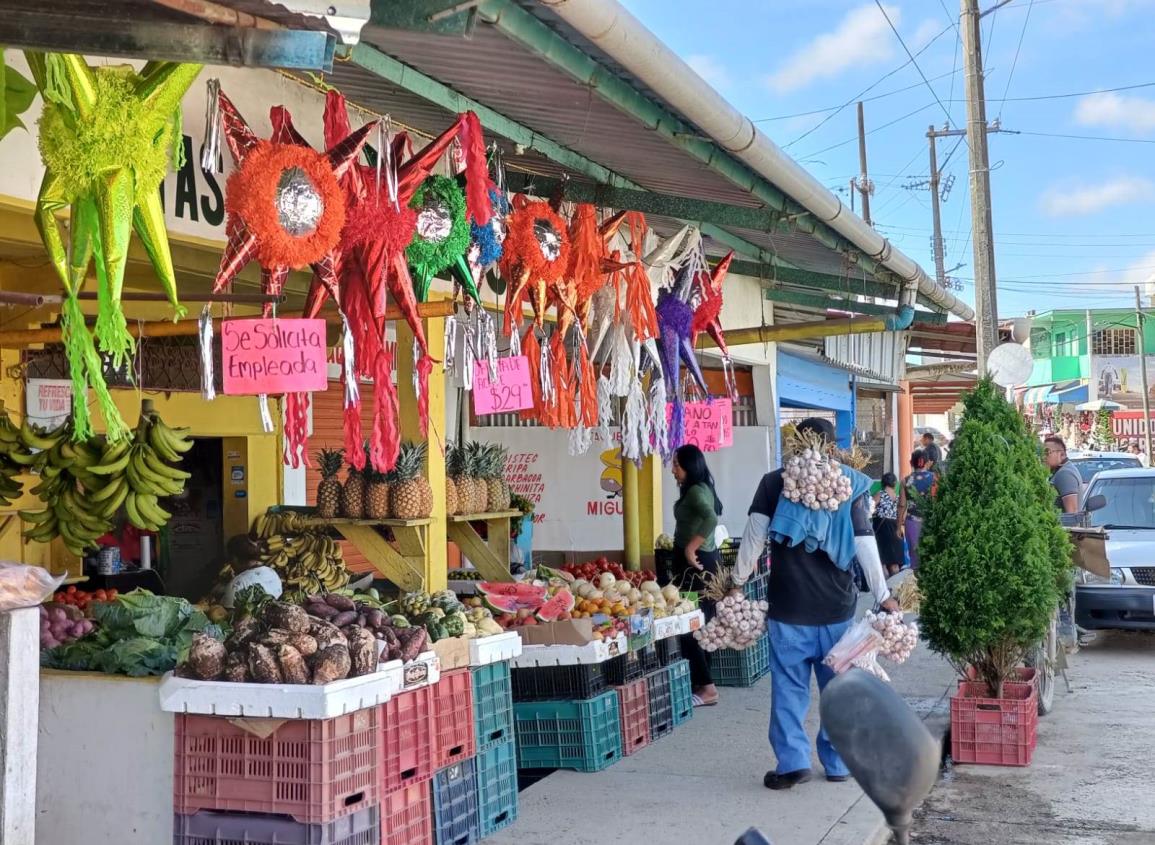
[917,380,1071,764]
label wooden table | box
[446,510,522,583]
[297,515,433,592]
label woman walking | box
[872,473,904,576]
[900,450,937,571]
[670,444,723,707]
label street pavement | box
[491,604,957,845]
[911,629,1155,845]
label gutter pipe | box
[533,0,975,322]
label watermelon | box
[536,588,575,622]
[478,582,547,614]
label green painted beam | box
[766,288,948,324]
[729,260,899,301]
[369,0,479,36]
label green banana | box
[90,449,131,476]
[141,446,190,481]
[18,509,54,525]
[88,475,127,503]
[20,420,63,452]
[97,483,129,519]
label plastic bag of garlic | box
[693,592,770,652]
[823,612,920,683]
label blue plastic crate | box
[476,739,518,838]
[668,659,694,727]
[645,667,674,741]
[471,662,514,752]
[712,631,771,687]
[513,692,623,772]
[432,760,479,845]
[741,573,769,604]
[173,805,379,845]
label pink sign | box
[221,319,328,395]
[473,356,534,416]
[669,399,734,452]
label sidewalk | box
[490,617,956,845]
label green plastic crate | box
[471,662,513,753]
[742,573,769,604]
[476,739,518,838]
[513,692,623,772]
[712,631,771,687]
[668,659,693,727]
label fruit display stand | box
[446,511,523,584]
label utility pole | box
[854,101,872,225]
[1136,286,1153,462]
[927,126,949,287]
[962,0,1000,374]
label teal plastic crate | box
[471,662,514,753]
[513,692,623,772]
[742,573,769,604]
[712,631,771,687]
[668,659,693,727]
[476,739,518,837]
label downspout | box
[532,0,974,322]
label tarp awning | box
[1021,384,1055,405]
[1048,381,1088,405]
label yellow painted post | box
[636,454,664,570]
[621,455,640,571]
[397,318,447,592]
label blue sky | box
[621,0,1155,317]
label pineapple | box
[446,442,466,516]
[391,441,433,519]
[365,463,392,521]
[483,443,511,512]
[340,450,367,519]
[462,442,488,514]
[315,448,344,518]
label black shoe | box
[826,775,850,783]
[763,769,813,790]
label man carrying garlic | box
[733,417,899,790]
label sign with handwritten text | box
[669,399,733,452]
[221,319,328,395]
[473,356,534,415]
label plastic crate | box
[381,686,434,793]
[655,637,681,667]
[173,805,380,845]
[476,739,518,838]
[712,631,771,688]
[741,572,769,604]
[471,662,514,753]
[382,780,434,845]
[430,669,476,770]
[603,645,660,686]
[951,681,1038,767]
[613,679,650,756]
[431,761,479,845]
[645,668,674,742]
[174,710,379,824]
[511,662,607,701]
[667,659,694,727]
[513,693,623,772]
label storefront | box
[776,347,856,453]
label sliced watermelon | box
[536,588,576,622]
[479,581,547,613]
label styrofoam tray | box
[158,660,405,719]
[509,633,628,668]
[469,631,522,666]
[652,610,705,641]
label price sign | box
[472,356,534,415]
[221,318,328,395]
[668,399,733,451]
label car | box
[1075,468,1155,632]
[1066,450,1142,484]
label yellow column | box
[621,456,640,571]
[397,319,447,592]
[636,454,663,571]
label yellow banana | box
[146,424,181,462]
[124,493,157,532]
[135,493,172,526]
[20,420,63,452]
[141,446,191,481]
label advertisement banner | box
[221,319,328,395]
[1112,411,1155,439]
[1092,356,1155,409]
[25,379,72,429]
[670,400,734,452]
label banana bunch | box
[0,408,36,506]
[116,412,193,532]
[249,510,350,597]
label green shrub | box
[917,379,1070,697]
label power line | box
[800,102,939,158]
[996,0,1035,119]
[1013,129,1155,144]
[877,224,1155,239]
[753,70,960,122]
[874,0,955,125]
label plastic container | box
[431,760,479,845]
[511,662,607,701]
[741,572,769,605]
[655,637,681,667]
[430,669,476,770]
[613,678,651,756]
[475,739,518,838]
[381,686,434,793]
[951,681,1038,767]
[603,645,660,686]
[468,632,521,667]
[712,631,771,688]
[381,780,434,845]
[173,805,380,845]
[645,667,674,742]
[667,659,694,727]
[471,662,514,753]
[173,710,379,824]
[514,693,623,772]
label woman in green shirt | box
[671,444,723,706]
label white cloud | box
[1074,91,1155,134]
[1040,176,1154,217]
[1085,249,1155,292]
[686,54,731,90]
[765,4,899,94]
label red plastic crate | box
[174,710,379,824]
[613,679,650,757]
[951,681,1037,767]
[382,780,433,845]
[381,687,434,793]
[430,669,476,771]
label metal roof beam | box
[763,289,947,324]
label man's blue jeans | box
[768,618,853,777]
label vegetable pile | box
[40,603,95,649]
[52,586,118,614]
[560,558,655,588]
[783,446,853,511]
[867,611,919,663]
[693,592,768,652]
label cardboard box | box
[432,636,471,671]
[518,618,599,646]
